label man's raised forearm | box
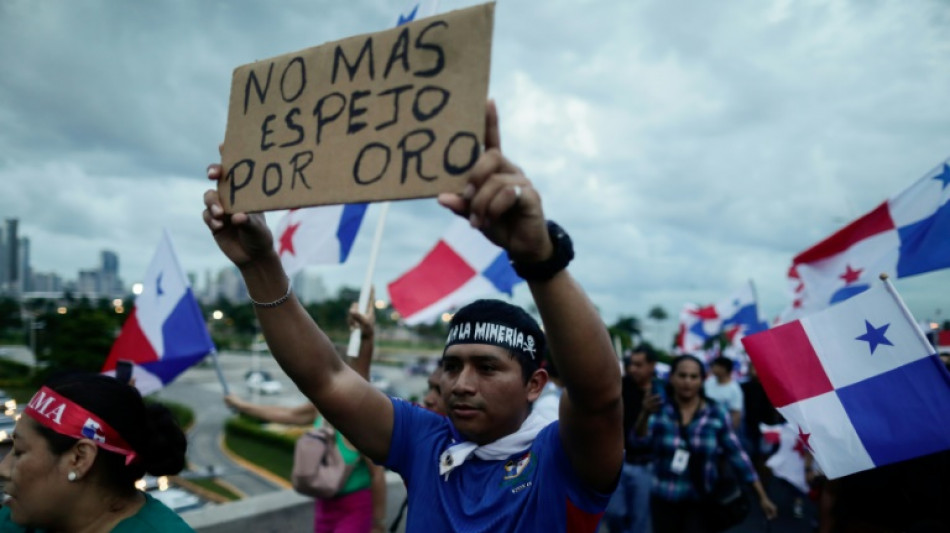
[529,270,620,412]
[239,252,348,401]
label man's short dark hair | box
[631,344,658,364]
[711,356,734,373]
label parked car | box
[0,390,15,415]
[244,370,283,395]
[0,389,16,444]
[406,356,438,377]
[138,476,204,513]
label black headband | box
[445,320,540,361]
[443,300,545,367]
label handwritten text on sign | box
[219,3,494,213]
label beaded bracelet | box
[248,279,292,308]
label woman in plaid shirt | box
[635,355,777,532]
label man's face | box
[628,352,655,386]
[711,364,729,380]
[423,368,446,414]
[441,343,545,445]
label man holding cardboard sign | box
[203,98,621,531]
[218,3,494,213]
[203,4,621,530]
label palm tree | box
[609,315,642,352]
[647,305,668,345]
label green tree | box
[608,315,642,352]
[647,305,669,349]
[40,307,121,373]
[0,297,22,333]
[647,305,668,322]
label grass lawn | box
[224,431,294,482]
[3,386,35,403]
[185,477,243,501]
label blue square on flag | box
[837,356,950,467]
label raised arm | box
[224,396,318,426]
[438,100,623,493]
[202,183,393,462]
[347,296,376,381]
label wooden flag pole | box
[347,202,390,357]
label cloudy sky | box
[2,0,949,336]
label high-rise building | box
[99,250,123,297]
[76,270,100,297]
[3,219,19,294]
[31,272,63,293]
[101,250,118,275]
[213,267,248,303]
[19,237,30,292]
[0,226,6,292]
[293,271,329,304]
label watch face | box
[512,221,573,281]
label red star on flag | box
[689,305,719,320]
[796,425,813,455]
[724,325,741,343]
[278,222,301,257]
[839,264,864,285]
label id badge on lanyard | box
[672,418,690,474]
[671,447,690,474]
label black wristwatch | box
[510,220,574,281]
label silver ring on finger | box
[512,184,523,203]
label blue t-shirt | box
[383,397,611,532]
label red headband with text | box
[24,386,138,466]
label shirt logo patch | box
[502,451,535,482]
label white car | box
[0,390,16,443]
[244,370,283,395]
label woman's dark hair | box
[664,354,709,407]
[33,373,187,493]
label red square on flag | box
[387,241,477,318]
[742,321,835,407]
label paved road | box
[0,345,34,367]
[154,352,285,497]
[730,477,817,533]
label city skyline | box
[0,216,339,309]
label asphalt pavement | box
[154,352,285,497]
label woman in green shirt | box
[0,373,193,532]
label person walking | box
[636,355,777,532]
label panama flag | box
[273,205,367,277]
[761,422,809,494]
[102,230,215,396]
[676,282,768,354]
[388,218,523,325]
[743,279,950,479]
[782,157,950,322]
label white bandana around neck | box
[439,410,550,480]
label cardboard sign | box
[219,3,495,213]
